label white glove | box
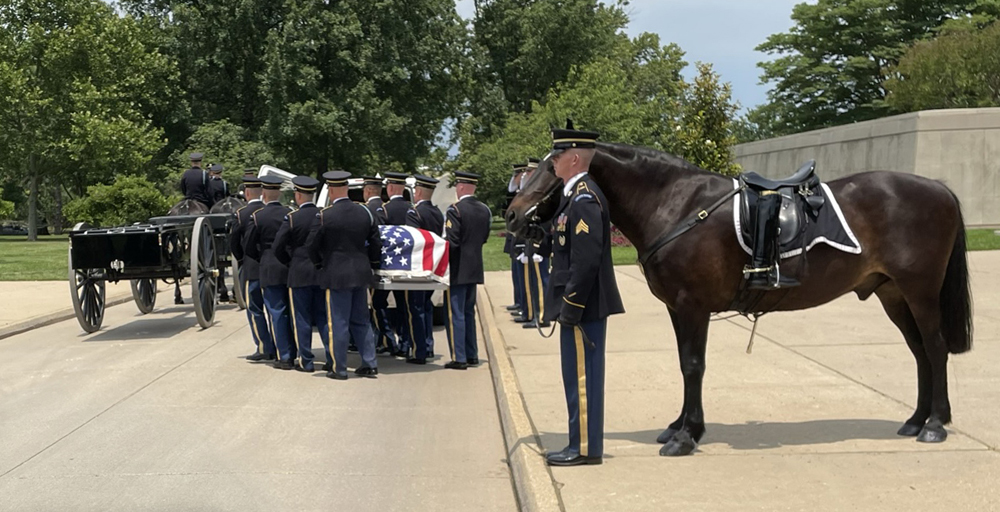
[532,253,543,263]
[517,253,527,264]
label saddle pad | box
[732,180,862,260]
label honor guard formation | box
[224,165,492,380]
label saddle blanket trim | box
[731,179,863,260]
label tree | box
[756,0,1000,136]
[63,175,175,227]
[0,0,176,240]
[885,21,1000,112]
[260,0,469,176]
[0,187,14,219]
[676,63,742,176]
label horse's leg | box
[898,289,950,443]
[660,309,710,456]
[657,309,686,443]
[875,284,931,436]
[174,281,184,305]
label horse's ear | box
[566,118,574,130]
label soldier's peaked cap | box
[189,152,204,161]
[384,172,408,184]
[551,119,599,154]
[362,176,383,186]
[260,175,284,190]
[292,176,320,193]
[413,174,439,189]
[453,171,480,185]
[323,170,351,186]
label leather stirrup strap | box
[637,183,745,267]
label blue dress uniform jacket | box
[446,196,492,285]
[384,197,411,226]
[307,199,382,290]
[231,200,266,280]
[405,200,444,358]
[272,203,321,288]
[245,202,293,288]
[208,176,229,206]
[180,167,211,208]
[544,176,624,325]
[272,203,329,371]
[365,197,388,225]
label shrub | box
[64,176,175,227]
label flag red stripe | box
[418,228,435,271]
[433,243,449,278]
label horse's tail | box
[940,191,973,354]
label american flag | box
[377,225,450,283]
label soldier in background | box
[273,176,331,373]
[207,163,229,206]
[382,172,413,358]
[405,174,444,364]
[179,152,212,209]
[231,171,275,361]
[245,175,297,370]
[443,172,492,370]
[363,176,396,355]
[307,171,382,380]
[520,158,551,329]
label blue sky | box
[455,0,807,111]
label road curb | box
[0,293,135,341]
[479,287,564,512]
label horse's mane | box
[596,142,720,187]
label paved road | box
[0,289,516,511]
[484,251,1000,512]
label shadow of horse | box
[528,419,907,455]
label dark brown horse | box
[506,142,972,456]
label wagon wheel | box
[231,256,246,310]
[68,222,106,333]
[190,216,218,328]
[130,278,157,314]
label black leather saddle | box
[738,160,826,248]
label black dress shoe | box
[326,371,348,380]
[445,361,468,370]
[406,357,426,365]
[467,358,480,366]
[545,449,602,467]
[509,310,523,317]
[392,350,409,358]
[505,304,521,311]
[376,346,391,355]
[348,344,359,353]
[322,362,332,372]
[273,360,294,370]
[522,321,538,329]
[355,367,379,378]
[513,316,531,323]
[295,364,315,373]
[245,352,266,361]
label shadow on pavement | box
[82,311,194,342]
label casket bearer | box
[405,174,444,364]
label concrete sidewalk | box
[0,286,516,511]
[0,281,135,334]
[482,251,1000,511]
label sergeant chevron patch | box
[575,219,589,235]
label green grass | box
[484,221,638,272]
[1,228,996,281]
[0,234,69,281]
[967,228,1000,251]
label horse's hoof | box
[658,431,697,456]
[656,427,678,444]
[916,425,948,443]
[897,422,923,437]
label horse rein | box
[636,184,744,268]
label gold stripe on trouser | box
[262,296,276,347]
[523,260,533,319]
[405,291,415,357]
[368,290,381,349]
[289,290,301,366]
[574,326,589,457]
[533,260,544,320]
[326,289,336,370]
[247,280,263,353]
[445,289,455,360]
